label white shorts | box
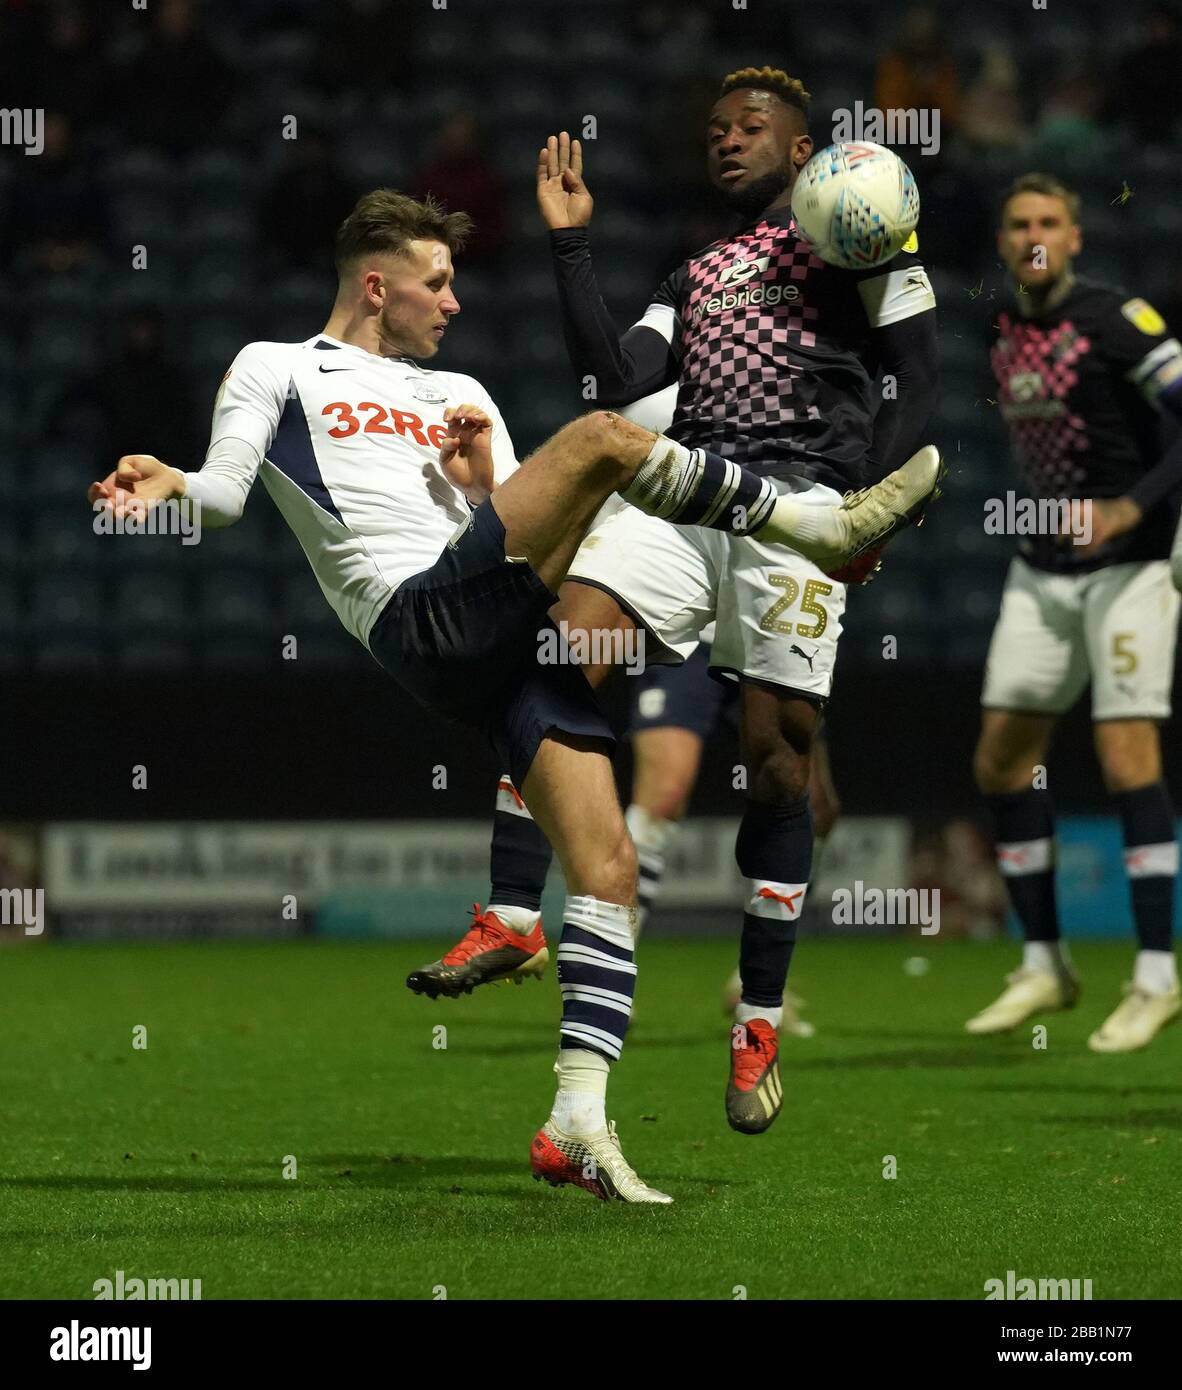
[981,556,1181,721]
[567,480,847,700]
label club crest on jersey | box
[1121,298,1166,336]
[718,255,770,287]
[412,381,449,404]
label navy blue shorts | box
[368,498,614,786]
[627,645,736,740]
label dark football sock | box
[1114,783,1177,954]
[736,797,813,1008]
[489,775,553,912]
[985,788,1059,943]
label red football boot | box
[405,905,548,999]
[725,1018,783,1134]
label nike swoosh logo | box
[318,365,350,373]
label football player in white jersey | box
[89,189,936,1202]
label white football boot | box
[530,1119,673,1204]
[1088,984,1181,1053]
[965,965,1081,1035]
[759,445,944,569]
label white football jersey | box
[183,334,519,647]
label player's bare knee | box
[749,742,810,804]
[574,410,648,483]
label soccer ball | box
[790,142,920,271]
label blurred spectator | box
[118,0,238,157]
[260,131,355,274]
[958,43,1028,152]
[411,111,507,269]
[0,112,109,274]
[1108,2,1182,144]
[1030,57,1104,165]
[308,0,419,99]
[875,4,962,135]
[89,308,196,466]
[42,3,105,128]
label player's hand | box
[1071,496,1142,557]
[87,455,186,517]
[439,404,495,504]
[536,132,593,230]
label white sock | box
[736,1001,783,1030]
[1133,949,1178,995]
[485,904,540,938]
[759,493,844,554]
[1023,940,1070,975]
[550,1050,608,1134]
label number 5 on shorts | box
[1112,632,1138,674]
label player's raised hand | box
[87,455,186,516]
[439,404,495,504]
[535,132,593,230]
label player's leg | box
[625,647,720,927]
[1085,560,1181,1051]
[518,730,670,1202]
[419,579,647,994]
[488,410,944,589]
[966,559,1089,1033]
[711,507,848,1134]
[722,721,837,1036]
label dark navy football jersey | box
[990,277,1182,572]
[642,205,936,492]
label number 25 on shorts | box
[760,576,833,639]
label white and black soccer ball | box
[790,142,920,271]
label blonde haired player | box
[970,175,1182,1051]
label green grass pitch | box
[2,936,1180,1300]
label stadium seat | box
[30,575,106,632]
[198,572,275,636]
[33,638,106,673]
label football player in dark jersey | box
[969,174,1182,1051]
[409,67,940,1137]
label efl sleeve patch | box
[1121,297,1167,336]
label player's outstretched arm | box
[88,455,187,514]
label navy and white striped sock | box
[621,437,777,535]
[556,896,638,1062]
